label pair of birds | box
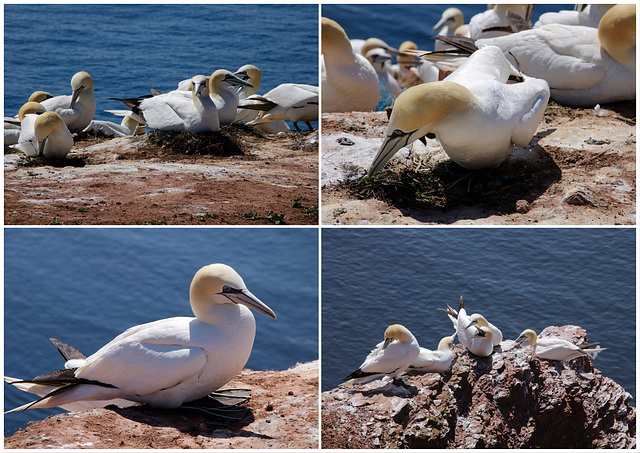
[344,296,605,386]
[5,264,277,413]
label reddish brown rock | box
[322,327,635,449]
[5,361,319,449]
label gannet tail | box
[50,338,86,361]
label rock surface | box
[322,327,635,449]
[5,361,319,449]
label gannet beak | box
[70,85,85,109]
[225,73,253,89]
[223,287,277,319]
[382,337,394,350]
[233,70,250,81]
[368,128,417,176]
[465,319,479,329]
[433,16,452,32]
[515,334,527,345]
[373,54,392,64]
[38,137,48,157]
[383,45,400,56]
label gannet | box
[233,65,290,134]
[28,91,53,103]
[440,299,502,347]
[468,4,533,39]
[5,263,277,412]
[40,71,96,133]
[5,102,46,147]
[12,111,73,158]
[433,8,465,51]
[534,4,613,28]
[443,296,494,357]
[343,324,420,385]
[515,329,606,362]
[365,48,401,110]
[433,4,636,107]
[115,75,219,132]
[208,70,253,125]
[408,335,455,372]
[321,17,379,113]
[368,45,549,174]
[467,325,494,357]
[241,84,318,131]
[393,41,418,79]
[82,110,147,137]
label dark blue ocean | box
[322,4,568,51]
[4,4,318,128]
[322,228,636,408]
[4,228,318,435]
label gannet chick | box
[343,324,420,385]
[242,83,318,131]
[468,4,533,39]
[368,46,549,174]
[28,91,53,103]
[5,263,276,412]
[434,8,465,51]
[321,17,379,113]
[116,75,219,132]
[14,111,73,158]
[365,48,402,111]
[408,335,455,372]
[40,71,96,132]
[515,329,606,362]
[5,102,46,147]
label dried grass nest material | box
[146,127,251,156]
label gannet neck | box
[516,328,538,346]
[28,91,53,103]
[598,4,636,64]
[398,41,418,69]
[383,324,413,349]
[18,102,46,121]
[34,111,64,142]
[434,8,464,33]
[322,17,359,65]
[189,264,276,323]
[188,75,211,112]
[438,336,454,351]
[70,71,94,108]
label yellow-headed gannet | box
[343,324,420,385]
[12,111,73,158]
[5,102,46,147]
[5,263,276,412]
[534,4,613,28]
[468,325,494,357]
[242,83,318,131]
[366,48,402,110]
[321,17,379,113]
[468,4,533,39]
[440,299,502,347]
[408,335,455,372]
[28,91,53,103]
[443,296,494,357]
[368,45,549,174]
[116,75,219,132]
[433,8,466,51]
[515,329,605,362]
[40,71,96,133]
[207,69,253,125]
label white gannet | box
[467,325,494,357]
[434,4,636,107]
[5,102,46,147]
[408,335,455,373]
[5,263,277,412]
[365,48,402,111]
[321,17,379,113]
[368,45,549,174]
[443,296,494,357]
[343,324,420,385]
[233,65,291,134]
[12,111,73,158]
[534,4,614,28]
[40,71,96,133]
[433,8,465,51]
[207,69,253,125]
[468,4,533,39]
[82,110,147,137]
[515,329,606,362]
[115,75,219,132]
[28,91,53,103]
[440,298,502,347]
[241,84,318,131]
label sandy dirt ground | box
[5,127,319,225]
[321,101,635,225]
[4,361,319,449]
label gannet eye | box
[222,285,233,293]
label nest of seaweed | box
[146,126,253,157]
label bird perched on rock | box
[515,329,605,362]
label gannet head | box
[382,324,413,349]
[398,41,418,69]
[69,71,94,108]
[515,329,537,346]
[18,101,46,121]
[188,75,210,97]
[209,70,253,95]
[34,111,66,156]
[598,4,636,64]
[321,17,353,58]
[234,64,261,89]
[433,7,464,32]
[365,48,392,72]
[474,325,493,342]
[361,37,399,57]
[368,81,473,175]
[438,335,455,351]
[189,263,277,320]
[28,91,53,103]
[465,313,489,330]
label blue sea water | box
[4,228,319,435]
[4,4,318,128]
[322,4,568,51]
[321,228,636,407]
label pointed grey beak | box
[382,337,394,350]
[223,288,277,319]
[233,70,250,81]
[368,128,418,176]
[465,319,479,329]
[70,85,85,109]
[224,73,253,89]
[515,334,527,345]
